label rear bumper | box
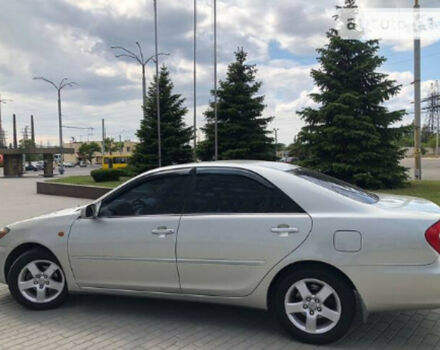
[343,258,440,312]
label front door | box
[68,169,191,292]
[176,167,313,297]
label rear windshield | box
[289,168,379,204]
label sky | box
[0,0,440,147]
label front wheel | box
[7,249,68,310]
[272,268,355,344]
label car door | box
[68,168,191,292]
[176,167,312,297]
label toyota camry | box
[1,161,440,344]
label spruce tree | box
[198,49,274,161]
[130,66,193,173]
[296,0,407,189]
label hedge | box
[91,169,121,182]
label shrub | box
[91,169,121,182]
[117,167,136,177]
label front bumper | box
[343,258,440,312]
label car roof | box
[154,160,299,173]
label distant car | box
[63,162,74,168]
[2,161,440,344]
[24,164,38,171]
[79,161,87,167]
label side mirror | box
[81,203,98,218]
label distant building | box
[63,140,138,165]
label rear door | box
[176,167,312,297]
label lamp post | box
[154,0,162,167]
[414,0,422,180]
[273,128,279,159]
[0,94,12,148]
[213,0,218,160]
[193,0,197,161]
[111,43,168,120]
[33,77,78,174]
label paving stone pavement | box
[1,283,440,350]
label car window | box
[290,168,379,204]
[185,168,304,214]
[100,172,189,217]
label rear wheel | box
[272,267,355,344]
[7,249,68,310]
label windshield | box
[289,168,379,204]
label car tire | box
[7,249,68,310]
[272,267,355,344]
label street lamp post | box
[414,0,422,180]
[213,0,218,160]
[111,43,168,118]
[273,128,279,159]
[33,77,78,174]
[0,94,12,148]
[153,0,162,167]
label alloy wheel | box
[284,278,341,334]
[17,260,65,304]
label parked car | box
[1,161,440,344]
[79,161,87,167]
[63,162,74,168]
[24,164,38,171]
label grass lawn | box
[376,181,440,206]
[48,175,129,189]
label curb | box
[37,181,111,199]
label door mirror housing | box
[81,203,98,218]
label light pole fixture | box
[33,77,78,174]
[111,43,168,118]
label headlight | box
[0,227,10,239]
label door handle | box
[271,226,299,237]
[151,226,175,238]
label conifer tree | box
[130,66,192,173]
[198,49,274,160]
[296,0,407,189]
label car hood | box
[374,193,440,214]
[7,206,83,228]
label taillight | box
[425,221,440,254]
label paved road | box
[1,169,440,349]
[401,158,440,180]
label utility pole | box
[33,77,78,174]
[414,0,422,180]
[12,114,17,149]
[30,115,35,144]
[213,0,218,160]
[111,43,168,121]
[193,0,197,161]
[0,94,12,148]
[101,119,105,157]
[273,128,279,159]
[153,0,162,167]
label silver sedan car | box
[1,161,440,344]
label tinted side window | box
[185,169,304,214]
[100,173,189,217]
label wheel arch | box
[4,243,58,280]
[266,260,365,318]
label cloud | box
[0,0,436,146]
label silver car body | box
[1,161,440,316]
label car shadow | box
[0,290,437,349]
